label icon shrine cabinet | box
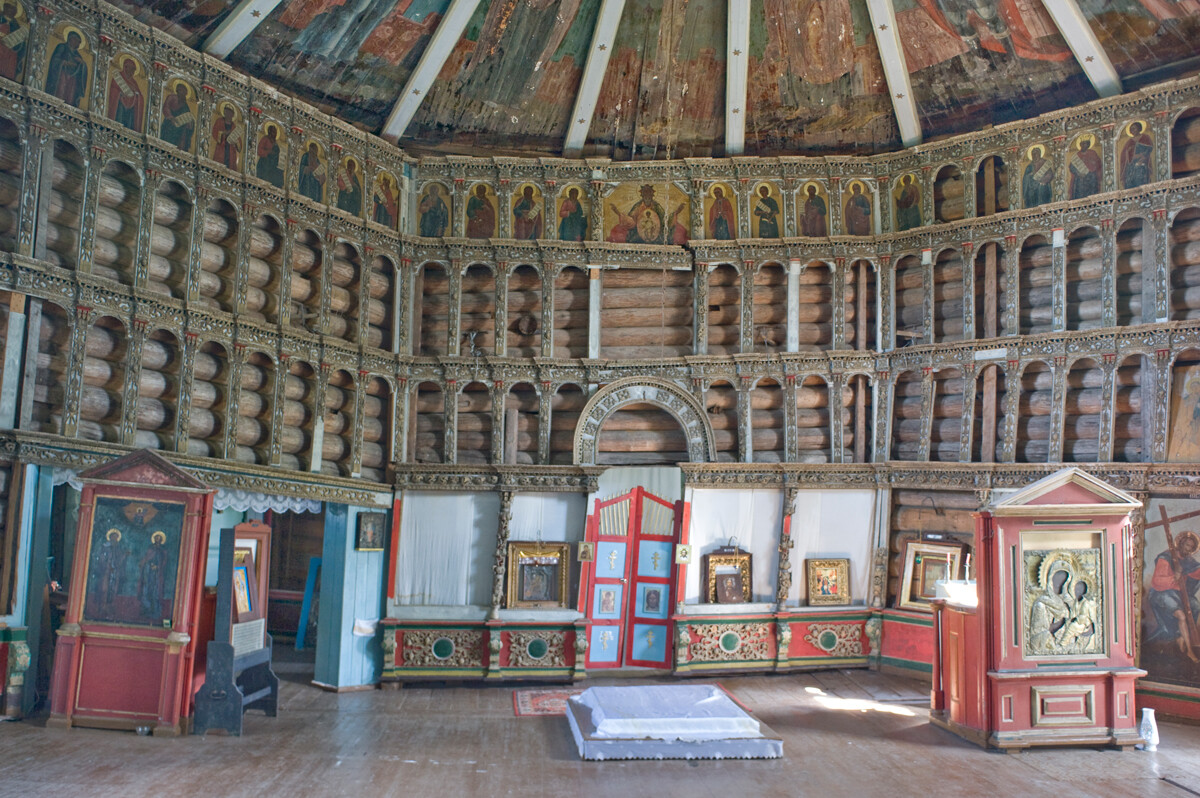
[931,469,1145,750]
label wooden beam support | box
[563,0,628,156]
[382,0,486,142]
[1039,0,1122,97]
[863,0,921,147]
[724,0,750,155]
[203,0,285,59]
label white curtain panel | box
[787,489,876,606]
[685,488,783,603]
[394,491,499,606]
[509,492,587,543]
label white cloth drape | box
[394,491,499,606]
[685,489,783,603]
[52,468,324,514]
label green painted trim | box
[879,655,933,674]
[493,668,574,678]
[381,668,488,678]
[675,660,771,673]
[780,656,870,668]
[880,611,934,628]
[0,628,27,643]
[1137,686,1200,704]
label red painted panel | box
[75,641,164,717]
[881,613,935,669]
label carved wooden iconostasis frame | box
[47,450,215,736]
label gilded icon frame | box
[506,542,570,609]
[806,558,851,606]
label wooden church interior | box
[0,0,1199,770]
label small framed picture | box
[805,558,851,606]
[578,541,595,562]
[674,544,692,564]
[356,512,387,551]
[600,588,617,615]
[231,548,261,623]
[899,540,967,612]
[643,586,663,614]
[506,542,570,609]
[715,572,745,604]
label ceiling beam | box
[724,0,749,155]
[863,0,921,148]
[204,0,285,59]
[381,0,485,142]
[563,0,628,157]
[1039,0,1122,98]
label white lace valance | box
[52,468,321,514]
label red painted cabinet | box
[931,468,1145,750]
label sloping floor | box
[2,658,1199,798]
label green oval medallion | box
[818,630,838,651]
[431,636,455,660]
[526,638,549,660]
[719,631,741,652]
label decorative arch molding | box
[573,377,717,465]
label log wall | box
[751,380,785,463]
[705,382,739,463]
[552,268,588,360]
[505,266,540,358]
[456,382,492,466]
[600,268,693,359]
[360,377,391,481]
[322,370,355,477]
[413,382,444,464]
[888,489,977,607]
[1171,209,1200,321]
[752,264,786,354]
[707,264,740,355]
[0,125,19,254]
[235,351,273,466]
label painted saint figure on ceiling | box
[1068,134,1102,200]
[799,183,827,237]
[466,183,497,239]
[512,184,542,240]
[418,183,448,237]
[297,141,327,204]
[159,79,196,153]
[45,27,89,109]
[210,102,242,171]
[106,55,145,133]
[0,2,28,83]
[337,156,363,215]
[844,181,872,236]
[1121,120,1154,190]
[752,184,780,239]
[373,171,399,229]
[894,174,922,232]
[558,186,587,242]
[255,122,285,188]
[1022,145,1054,208]
[707,185,735,240]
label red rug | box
[512,687,586,717]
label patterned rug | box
[512,687,586,717]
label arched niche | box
[574,378,716,465]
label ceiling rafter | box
[563,0,629,157]
[863,0,921,148]
[382,0,485,143]
[1039,0,1123,98]
[204,0,284,59]
[724,0,750,155]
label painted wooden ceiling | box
[113,0,1200,159]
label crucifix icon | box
[608,550,618,569]
[600,630,612,650]
[646,630,655,647]
[651,551,662,570]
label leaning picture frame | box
[899,540,966,612]
[506,542,570,609]
[806,558,851,606]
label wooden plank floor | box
[2,660,1199,798]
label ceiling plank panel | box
[724,0,749,155]
[563,0,629,157]
[863,0,921,148]
[382,0,486,143]
[1039,0,1122,98]
[203,0,285,59]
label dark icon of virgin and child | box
[83,497,184,627]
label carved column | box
[222,344,246,459]
[537,380,552,465]
[311,362,332,473]
[450,178,465,237]
[232,206,254,321]
[780,179,797,238]
[831,258,847,350]
[119,319,148,446]
[540,265,555,358]
[1004,235,1019,335]
[998,360,1019,462]
[1049,356,1067,463]
[134,173,158,289]
[783,374,798,462]
[960,241,975,341]
[1153,110,1171,186]
[878,255,894,351]
[873,369,891,462]
[19,125,48,259]
[444,379,459,464]
[1098,353,1117,463]
[349,369,366,477]
[277,220,296,330]
[877,175,892,233]
[494,263,509,357]
[738,180,752,239]
[921,166,934,229]
[694,265,709,355]
[1051,229,1067,331]
[1101,218,1117,328]
[490,380,505,465]
[958,364,975,463]
[690,179,705,240]
[448,261,463,356]
[58,306,93,439]
[76,148,105,275]
[740,262,755,353]
[1128,494,1147,661]
[1151,208,1170,322]
[775,486,799,607]
[358,246,375,350]
[394,377,409,464]
[174,332,199,453]
[269,353,289,466]
[738,375,753,463]
[961,157,976,219]
[830,176,843,234]
[489,490,515,620]
[830,370,847,463]
[921,253,934,343]
[588,181,604,242]
[918,367,934,461]
[497,181,512,239]
[1151,346,1171,462]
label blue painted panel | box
[592,583,623,620]
[634,583,668,620]
[636,540,672,578]
[631,623,667,663]
[595,541,626,579]
[589,625,621,663]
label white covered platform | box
[566,684,784,760]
